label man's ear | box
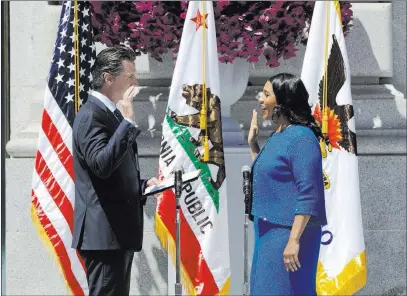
[103,73,114,86]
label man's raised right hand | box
[120,86,137,122]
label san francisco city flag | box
[155,1,231,295]
[301,1,367,295]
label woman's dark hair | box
[268,73,322,139]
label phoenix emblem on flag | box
[314,34,358,157]
[168,84,225,190]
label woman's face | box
[259,80,278,120]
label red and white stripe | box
[31,87,88,295]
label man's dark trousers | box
[79,250,134,296]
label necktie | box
[113,109,124,122]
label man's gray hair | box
[91,45,136,90]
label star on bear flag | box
[191,9,208,31]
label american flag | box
[31,1,95,294]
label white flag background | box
[301,1,367,295]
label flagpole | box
[174,166,183,296]
[320,1,331,158]
[73,0,80,114]
[200,1,209,162]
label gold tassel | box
[320,107,329,158]
[200,82,207,130]
[322,108,329,135]
[320,138,327,158]
[200,83,209,161]
[203,136,209,161]
[200,103,207,130]
[328,142,332,152]
[323,171,331,189]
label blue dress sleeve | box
[289,135,324,217]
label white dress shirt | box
[89,90,138,127]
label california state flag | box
[301,1,366,295]
[155,1,230,295]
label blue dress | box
[249,125,327,295]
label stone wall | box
[4,1,406,295]
[392,1,406,96]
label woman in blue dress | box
[248,73,327,295]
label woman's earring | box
[272,106,281,124]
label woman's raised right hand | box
[248,109,259,145]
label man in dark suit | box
[71,46,158,296]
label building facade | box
[3,1,406,295]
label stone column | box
[392,1,406,96]
[5,2,61,157]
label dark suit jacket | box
[71,95,147,251]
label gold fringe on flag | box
[317,251,367,295]
[30,204,74,295]
[155,212,198,296]
[155,213,231,295]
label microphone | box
[174,165,184,199]
[241,165,251,197]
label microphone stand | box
[174,166,183,296]
[242,167,251,296]
[243,199,250,295]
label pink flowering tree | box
[90,1,353,67]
